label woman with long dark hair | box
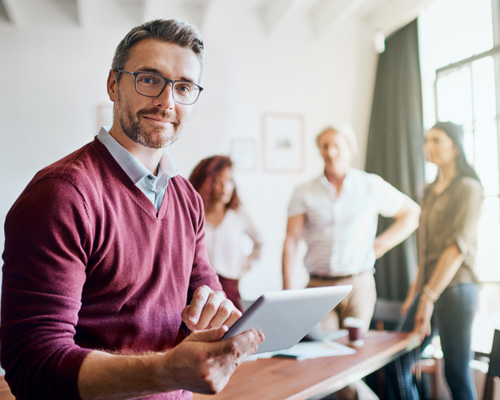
[189,156,262,312]
[394,122,483,399]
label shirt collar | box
[97,126,178,184]
[320,168,353,190]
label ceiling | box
[0,0,434,37]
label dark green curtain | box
[365,19,425,301]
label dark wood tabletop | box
[194,330,421,400]
[0,331,420,400]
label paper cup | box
[343,317,364,346]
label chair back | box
[483,329,500,400]
[371,299,404,331]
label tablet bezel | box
[221,285,352,354]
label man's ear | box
[107,69,118,102]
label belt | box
[309,274,355,281]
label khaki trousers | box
[307,271,377,333]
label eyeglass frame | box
[114,69,204,105]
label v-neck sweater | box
[1,137,221,400]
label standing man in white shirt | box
[282,125,421,332]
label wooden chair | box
[0,376,14,400]
[482,329,500,400]
[371,298,439,399]
[370,299,404,399]
[371,298,404,332]
[413,354,440,400]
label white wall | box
[0,2,378,300]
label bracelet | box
[423,285,439,303]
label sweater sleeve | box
[187,188,222,299]
[1,177,93,400]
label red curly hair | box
[189,155,240,212]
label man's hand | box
[78,325,264,399]
[182,286,242,331]
[164,326,265,394]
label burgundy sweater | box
[1,138,222,400]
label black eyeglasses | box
[115,69,203,105]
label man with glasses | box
[1,19,263,400]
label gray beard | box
[117,101,181,149]
[120,117,180,149]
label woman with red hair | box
[189,156,262,311]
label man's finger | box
[186,285,212,325]
[222,308,242,329]
[207,299,236,329]
[211,329,264,359]
[195,290,226,330]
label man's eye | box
[138,74,161,86]
[175,83,194,93]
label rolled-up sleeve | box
[445,178,483,257]
[373,175,406,218]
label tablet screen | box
[222,285,351,354]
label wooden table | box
[0,332,419,400]
[194,330,420,400]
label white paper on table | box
[246,340,356,361]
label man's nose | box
[327,146,338,157]
[154,83,175,110]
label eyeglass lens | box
[135,72,201,104]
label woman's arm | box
[245,214,262,263]
[413,244,464,340]
[401,277,417,316]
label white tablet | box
[222,285,352,354]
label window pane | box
[436,68,472,123]
[472,57,497,121]
[472,282,500,353]
[477,197,500,281]
[474,120,499,197]
[418,0,493,68]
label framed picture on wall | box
[230,138,257,171]
[262,113,304,173]
[97,103,113,130]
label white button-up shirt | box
[204,208,261,280]
[287,169,406,276]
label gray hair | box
[316,124,358,155]
[111,19,204,79]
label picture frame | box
[262,113,305,173]
[97,103,113,131]
[230,138,257,171]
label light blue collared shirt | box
[97,127,178,211]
